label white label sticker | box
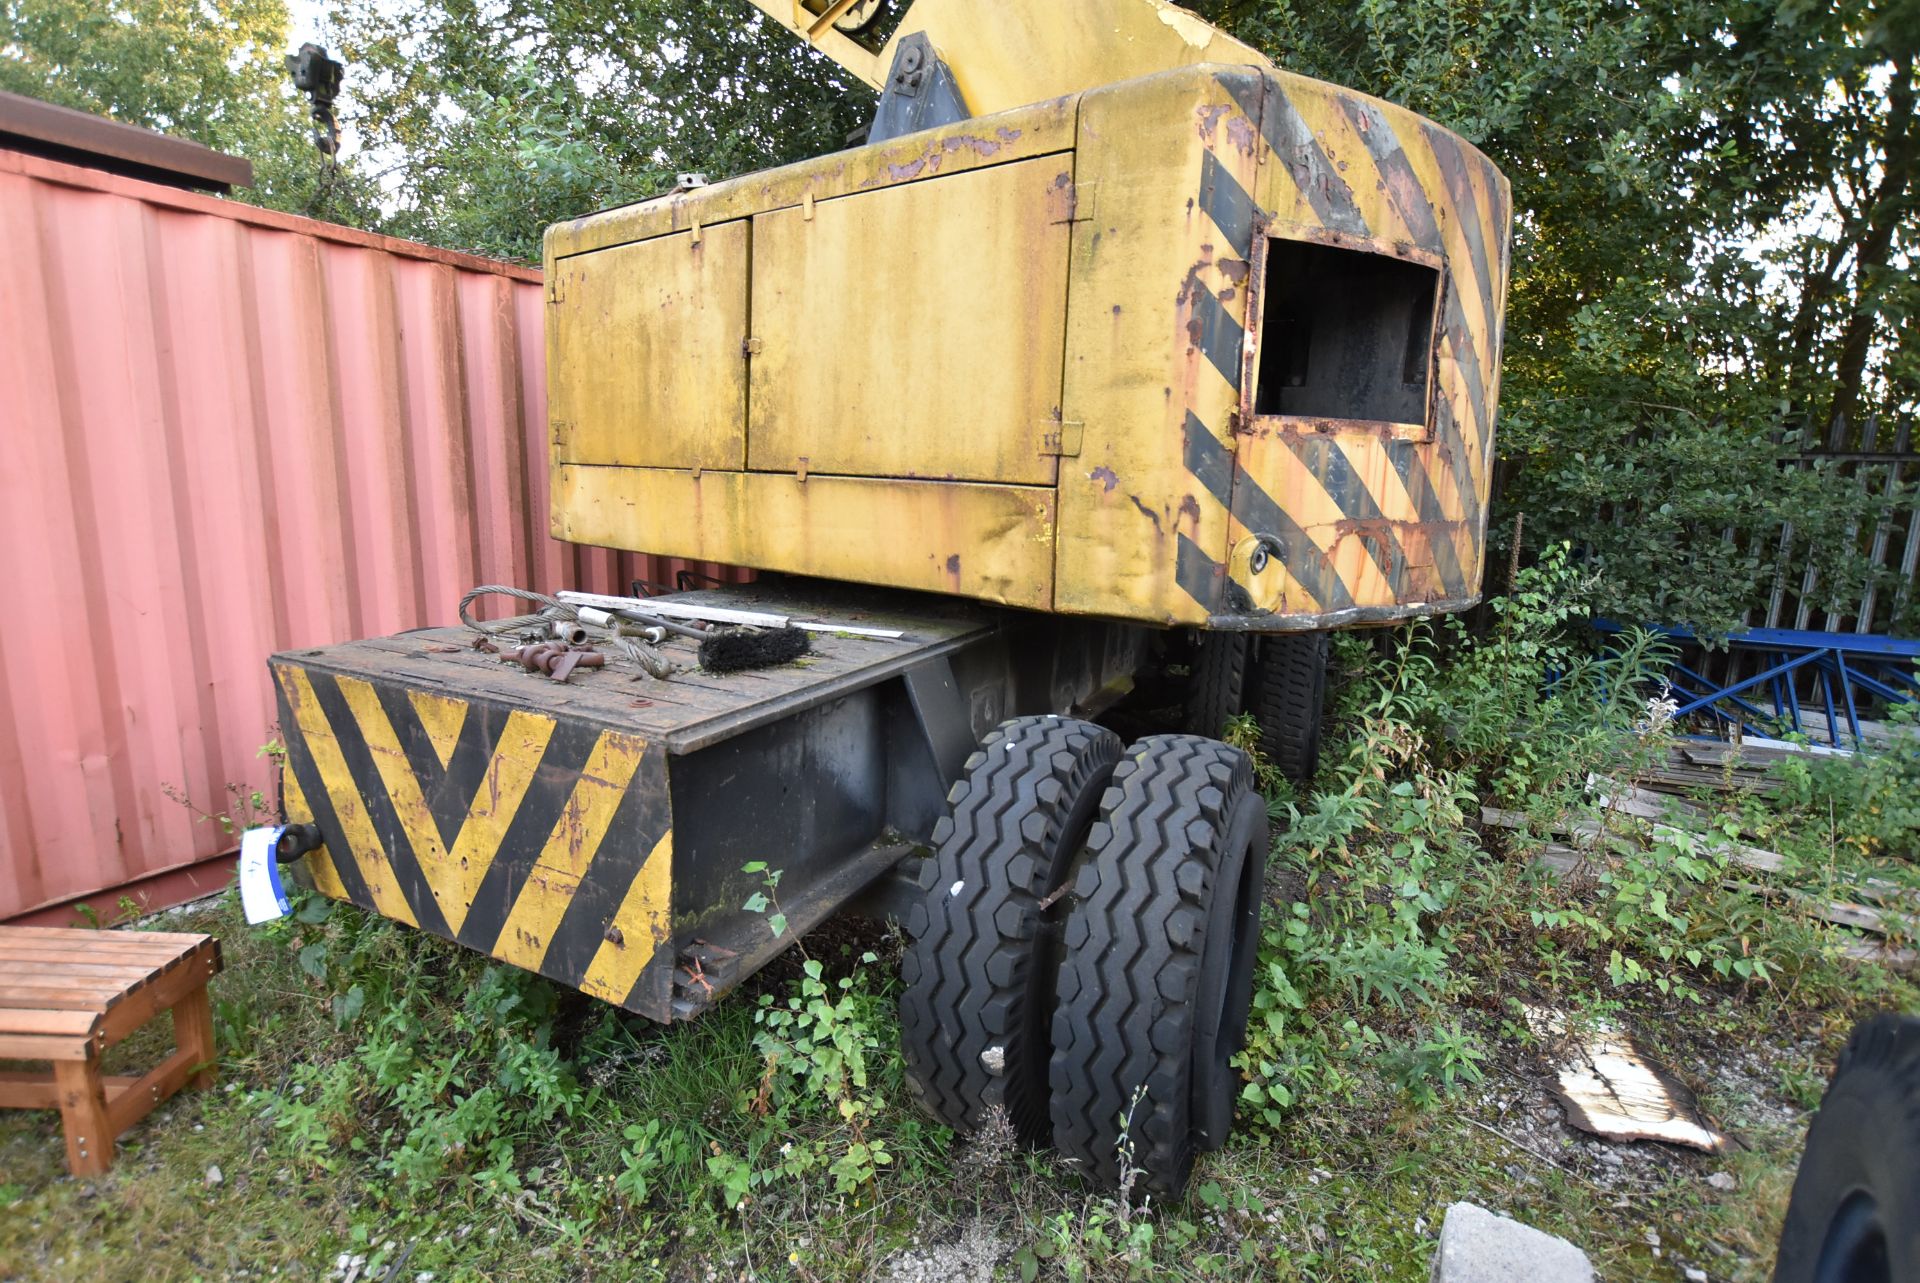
[239,826,291,924]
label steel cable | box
[457,584,678,679]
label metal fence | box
[1762,414,1920,637]
[0,147,744,922]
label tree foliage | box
[0,0,381,221]
[1196,0,1919,633]
[326,0,872,262]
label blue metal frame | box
[1594,620,1919,749]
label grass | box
[0,897,1887,1283]
[4,556,1916,1282]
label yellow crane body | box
[260,5,1520,1189]
[545,59,1509,630]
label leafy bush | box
[1233,545,1903,1137]
[1768,701,1920,858]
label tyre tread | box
[1048,734,1255,1194]
[1247,632,1328,782]
[899,716,1122,1141]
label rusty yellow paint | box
[275,666,418,928]
[493,730,647,973]
[279,764,347,900]
[578,828,675,1005]
[748,156,1073,484]
[408,690,467,771]
[440,710,559,927]
[335,675,468,926]
[1054,69,1258,624]
[553,464,1057,609]
[549,221,750,470]
[543,60,1509,630]
[335,676,558,936]
[544,100,1077,261]
[741,0,1268,117]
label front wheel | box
[899,716,1123,1143]
[1047,734,1267,1195]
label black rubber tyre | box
[1048,735,1268,1195]
[1183,634,1248,738]
[900,716,1124,1143]
[1774,1014,1920,1283]
[1246,631,1329,784]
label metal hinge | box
[546,276,565,304]
[1066,179,1096,224]
[742,336,764,356]
[1040,419,1085,457]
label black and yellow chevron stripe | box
[1173,70,1509,621]
[273,662,676,1013]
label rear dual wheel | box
[900,716,1123,1141]
[1184,631,1329,785]
[900,720,1266,1195]
[1049,736,1267,1193]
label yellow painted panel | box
[408,691,466,771]
[332,677,557,937]
[748,157,1074,484]
[553,464,1056,609]
[545,100,1079,260]
[494,731,648,974]
[579,829,674,1005]
[550,221,749,470]
[1054,68,1262,625]
[444,710,557,931]
[275,667,418,928]
[1227,427,1393,613]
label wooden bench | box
[0,926,222,1176]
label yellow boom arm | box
[746,0,1273,114]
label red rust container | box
[0,147,744,922]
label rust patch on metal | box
[1217,258,1249,284]
[1195,102,1231,142]
[1224,112,1258,157]
[942,133,1006,158]
[1127,494,1164,534]
[883,157,930,182]
[861,126,1028,189]
[1089,466,1119,493]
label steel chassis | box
[271,578,1150,1022]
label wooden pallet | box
[0,926,222,1176]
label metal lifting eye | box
[1247,533,1285,576]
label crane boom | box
[746,0,1272,118]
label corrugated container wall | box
[0,148,746,922]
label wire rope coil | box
[457,585,680,680]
